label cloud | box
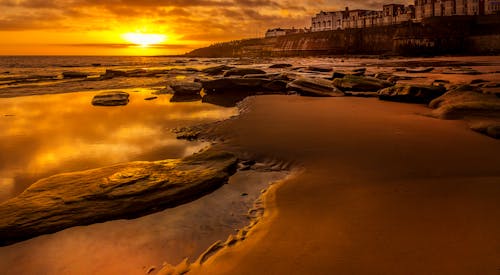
[54,43,191,49]
[0,0,414,52]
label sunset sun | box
[122,32,167,47]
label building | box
[414,0,496,20]
[487,0,500,14]
[311,11,345,31]
[306,0,498,34]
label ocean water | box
[0,56,241,202]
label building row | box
[310,0,499,32]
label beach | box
[189,96,500,274]
[0,56,499,274]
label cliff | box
[187,15,500,57]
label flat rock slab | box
[91,91,130,106]
[0,150,238,246]
[287,77,344,97]
[378,84,446,103]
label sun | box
[122,32,167,47]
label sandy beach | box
[187,96,500,274]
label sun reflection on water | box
[0,89,237,201]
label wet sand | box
[189,96,500,274]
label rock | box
[0,150,238,246]
[387,75,419,82]
[201,65,235,75]
[269,63,293,69]
[374,72,393,80]
[144,96,158,101]
[102,69,129,79]
[91,91,130,106]
[429,85,500,119]
[405,67,434,73]
[62,71,89,79]
[470,121,500,139]
[287,77,344,97]
[352,68,367,74]
[262,80,288,92]
[242,73,280,79]
[378,84,446,103]
[307,66,333,72]
[433,79,450,84]
[202,92,249,107]
[332,71,346,79]
[202,78,271,93]
[470,79,488,85]
[170,81,202,96]
[333,75,393,92]
[223,68,267,77]
[443,68,482,75]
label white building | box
[311,10,345,31]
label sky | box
[0,0,412,55]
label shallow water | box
[0,89,237,202]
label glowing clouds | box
[122,33,167,47]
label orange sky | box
[0,0,412,55]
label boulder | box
[405,67,434,73]
[333,75,393,92]
[470,121,500,139]
[201,65,235,75]
[378,84,446,103]
[223,68,267,77]
[0,150,238,246]
[307,66,333,72]
[429,85,500,119]
[170,81,202,96]
[374,72,393,80]
[287,77,344,97]
[269,63,293,69]
[91,91,130,106]
[243,73,281,79]
[62,71,89,79]
[102,69,129,79]
[201,78,270,93]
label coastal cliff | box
[187,15,500,57]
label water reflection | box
[0,89,237,202]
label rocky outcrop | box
[333,75,393,92]
[470,121,500,139]
[287,77,344,97]
[201,65,235,75]
[169,81,203,101]
[201,78,286,93]
[269,63,293,68]
[62,71,89,79]
[378,84,446,103]
[223,68,267,77]
[429,85,500,119]
[405,67,434,73]
[0,150,238,246]
[91,91,130,106]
